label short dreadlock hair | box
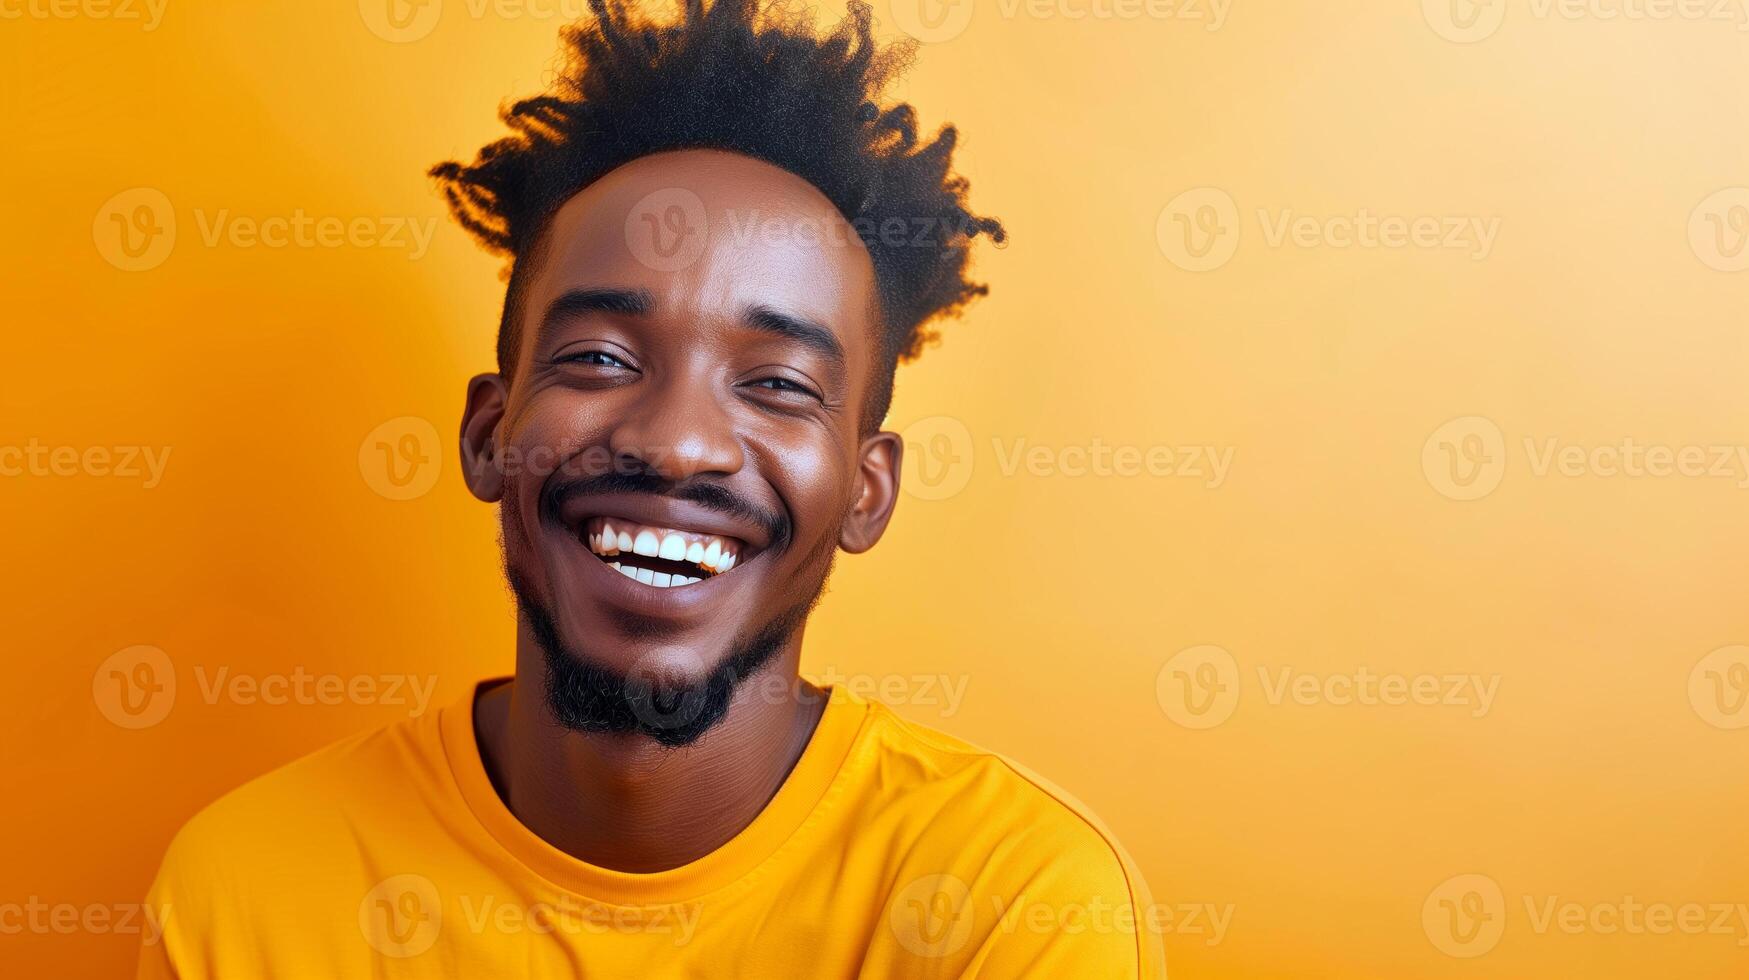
[429,0,1004,427]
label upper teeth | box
[584,518,740,586]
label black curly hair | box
[429,0,1003,427]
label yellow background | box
[4,0,1748,976]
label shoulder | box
[860,701,1144,880]
[852,702,1165,977]
[139,712,448,976]
[148,711,438,902]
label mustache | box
[539,470,789,550]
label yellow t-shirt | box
[139,681,1165,978]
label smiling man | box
[139,1,1162,977]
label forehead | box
[520,149,880,359]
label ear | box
[839,430,902,554]
[460,372,507,502]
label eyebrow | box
[743,305,845,367]
[535,287,655,346]
[535,285,654,327]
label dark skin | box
[458,149,903,873]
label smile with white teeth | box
[581,517,741,588]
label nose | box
[606,372,745,481]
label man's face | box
[460,149,901,739]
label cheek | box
[498,401,600,585]
[761,431,856,543]
[503,393,610,485]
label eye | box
[557,349,632,369]
[744,375,824,403]
[752,377,812,394]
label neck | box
[473,628,827,873]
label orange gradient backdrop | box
[4,1,1749,976]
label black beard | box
[505,558,830,748]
